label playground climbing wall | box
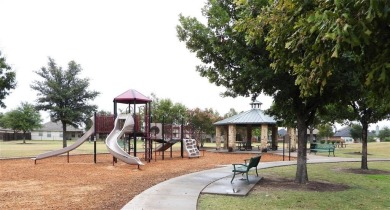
[184,139,200,158]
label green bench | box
[231,155,261,184]
[310,143,336,157]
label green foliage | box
[150,93,187,124]
[149,93,222,143]
[1,102,42,143]
[223,108,238,118]
[0,51,17,108]
[177,0,390,181]
[30,57,99,147]
[317,123,334,139]
[378,127,390,141]
[188,107,222,144]
[350,124,362,142]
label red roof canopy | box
[113,89,152,104]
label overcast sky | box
[0,0,388,130]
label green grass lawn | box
[309,142,390,158]
[198,142,390,210]
[198,161,390,210]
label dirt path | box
[0,151,287,209]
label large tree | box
[177,0,346,183]
[1,102,42,143]
[276,0,390,169]
[0,51,16,108]
[31,57,99,147]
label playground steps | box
[184,139,200,158]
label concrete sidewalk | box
[122,153,390,210]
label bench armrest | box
[232,163,246,170]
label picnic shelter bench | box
[310,143,336,157]
[231,155,261,184]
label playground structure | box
[33,89,200,166]
[150,122,200,160]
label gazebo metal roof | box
[213,108,276,126]
[113,89,152,104]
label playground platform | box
[122,150,390,210]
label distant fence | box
[0,132,31,141]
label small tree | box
[0,51,17,108]
[1,102,42,143]
[317,123,334,143]
[350,124,363,143]
[31,57,99,147]
[188,108,221,147]
[378,127,390,142]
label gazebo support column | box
[228,125,237,150]
[260,124,268,152]
[215,126,222,150]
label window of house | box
[47,132,51,137]
[60,133,63,138]
[39,132,43,136]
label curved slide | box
[33,122,94,162]
[105,113,144,166]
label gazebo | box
[213,100,278,152]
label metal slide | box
[33,122,94,161]
[105,113,144,166]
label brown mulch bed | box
[0,151,287,209]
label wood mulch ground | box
[0,150,287,209]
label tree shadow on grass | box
[254,177,350,192]
[254,168,390,193]
[333,168,390,175]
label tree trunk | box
[361,122,368,170]
[62,122,67,148]
[295,117,309,184]
[23,131,26,144]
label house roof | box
[278,129,287,136]
[36,121,83,132]
[214,108,276,126]
[334,127,351,137]
[334,126,376,137]
[114,89,152,104]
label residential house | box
[333,127,354,143]
[334,126,376,143]
[31,121,84,141]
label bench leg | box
[231,172,236,183]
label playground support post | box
[93,135,96,163]
[133,103,137,157]
[289,135,291,161]
[181,118,184,158]
[162,115,165,160]
[93,112,97,164]
[283,136,285,161]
